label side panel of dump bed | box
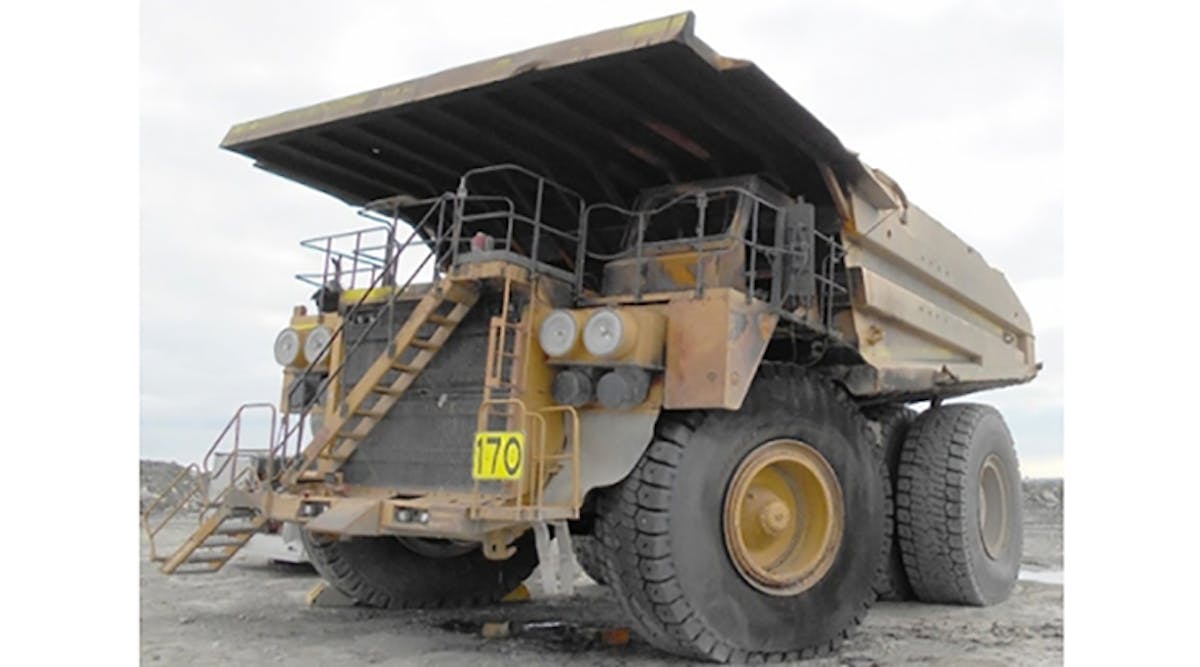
[837,172,1038,400]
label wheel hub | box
[978,454,1010,560]
[759,499,792,536]
[723,439,844,596]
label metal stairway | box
[142,403,279,574]
[160,507,267,574]
[145,276,479,574]
[145,193,484,574]
[287,276,480,481]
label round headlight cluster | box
[538,310,578,357]
[304,325,333,364]
[583,309,627,358]
[540,308,636,359]
[274,329,302,366]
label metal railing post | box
[634,212,647,301]
[694,194,707,298]
[574,204,587,301]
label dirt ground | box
[140,478,1062,666]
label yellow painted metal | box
[160,509,268,574]
[601,240,745,295]
[338,286,396,307]
[471,272,583,524]
[663,288,778,410]
[723,439,844,596]
[839,177,1038,395]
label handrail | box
[577,182,846,330]
[141,402,279,563]
[272,196,453,481]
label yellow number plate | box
[472,431,525,480]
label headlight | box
[273,329,302,366]
[538,309,578,357]
[304,325,333,364]
[583,309,629,358]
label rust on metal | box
[663,288,778,410]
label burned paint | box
[664,288,778,410]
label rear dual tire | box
[896,403,1023,606]
[865,404,918,601]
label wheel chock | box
[305,580,357,608]
[501,583,531,602]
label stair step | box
[408,339,441,350]
[171,566,221,575]
[186,555,229,564]
[441,284,477,304]
[201,538,247,548]
[353,407,389,419]
[213,525,257,536]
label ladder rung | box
[373,384,406,396]
[389,362,422,374]
[426,314,456,326]
[338,431,369,440]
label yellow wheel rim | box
[979,454,1010,560]
[723,439,844,596]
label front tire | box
[594,364,886,662]
[299,530,538,608]
[572,534,608,585]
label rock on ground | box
[141,460,205,515]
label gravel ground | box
[140,479,1062,666]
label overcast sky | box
[140,0,1062,476]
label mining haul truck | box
[143,12,1038,663]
